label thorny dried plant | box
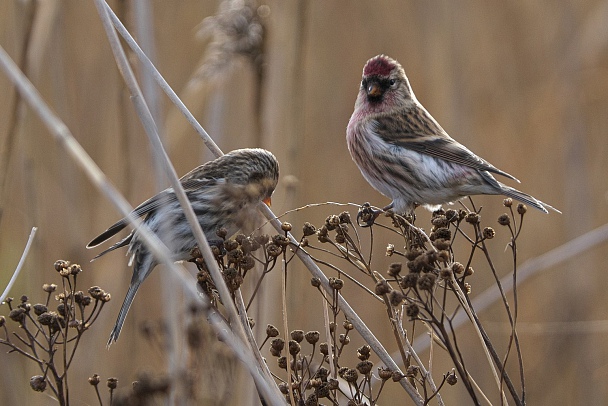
[0,260,111,406]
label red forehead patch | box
[363,55,396,77]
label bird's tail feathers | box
[107,259,153,347]
[107,282,139,347]
[501,186,561,214]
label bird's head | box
[358,55,415,112]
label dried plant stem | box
[450,276,507,405]
[103,2,223,158]
[281,258,296,406]
[0,227,37,303]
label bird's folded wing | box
[86,177,219,248]
[372,114,520,182]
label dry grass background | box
[1,1,607,404]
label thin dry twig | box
[0,227,37,303]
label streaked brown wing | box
[372,109,519,182]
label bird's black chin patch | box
[366,94,384,104]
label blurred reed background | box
[1,0,607,404]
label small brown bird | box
[88,148,279,345]
[347,55,558,215]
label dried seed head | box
[311,277,321,288]
[400,273,418,289]
[445,209,457,221]
[33,304,48,316]
[291,330,304,343]
[483,227,496,239]
[356,360,373,375]
[329,277,344,290]
[317,367,329,381]
[503,198,513,208]
[405,248,423,261]
[227,248,243,264]
[256,234,270,245]
[289,340,301,355]
[343,320,354,331]
[339,334,350,345]
[433,239,451,251]
[266,243,282,257]
[389,290,405,306]
[418,273,437,291]
[270,337,285,352]
[328,378,339,390]
[302,222,316,236]
[517,203,527,215]
[406,365,420,378]
[9,308,26,323]
[464,267,474,277]
[54,260,69,272]
[431,215,449,228]
[440,267,453,280]
[392,371,405,382]
[498,214,511,226]
[281,222,292,232]
[386,244,395,256]
[325,215,340,230]
[339,211,351,224]
[224,239,239,251]
[305,331,320,345]
[42,283,57,293]
[317,228,330,243]
[432,227,452,241]
[69,264,82,275]
[277,356,287,370]
[387,262,402,277]
[406,303,420,318]
[452,262,465,274]
[107,377,118,390]
[30,375,46,392]
[437,250,450,262]
[342,368,359,383]
[88,374,100,386]
[334,233,345,244]
[0,316,5,327]
[37,312,58,326]
[215,227,228,239]
[378,367,393,381]
[465,212,480,224]
[319,342,329,356]
[447,370,458,386]
[374,280,392,295]
[357,345,371,360]
[266,324,279,337]
[240,255,255,271]
[278,382,289,394]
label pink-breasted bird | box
[346,55,558,217]
[87,148,279,345]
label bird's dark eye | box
[389,79,397,87]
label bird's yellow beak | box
[367,82,383,98]
[263,196,272,207]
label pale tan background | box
[1,1,607,405]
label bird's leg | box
[356,202,393,227]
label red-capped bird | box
[347,55,558,218]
